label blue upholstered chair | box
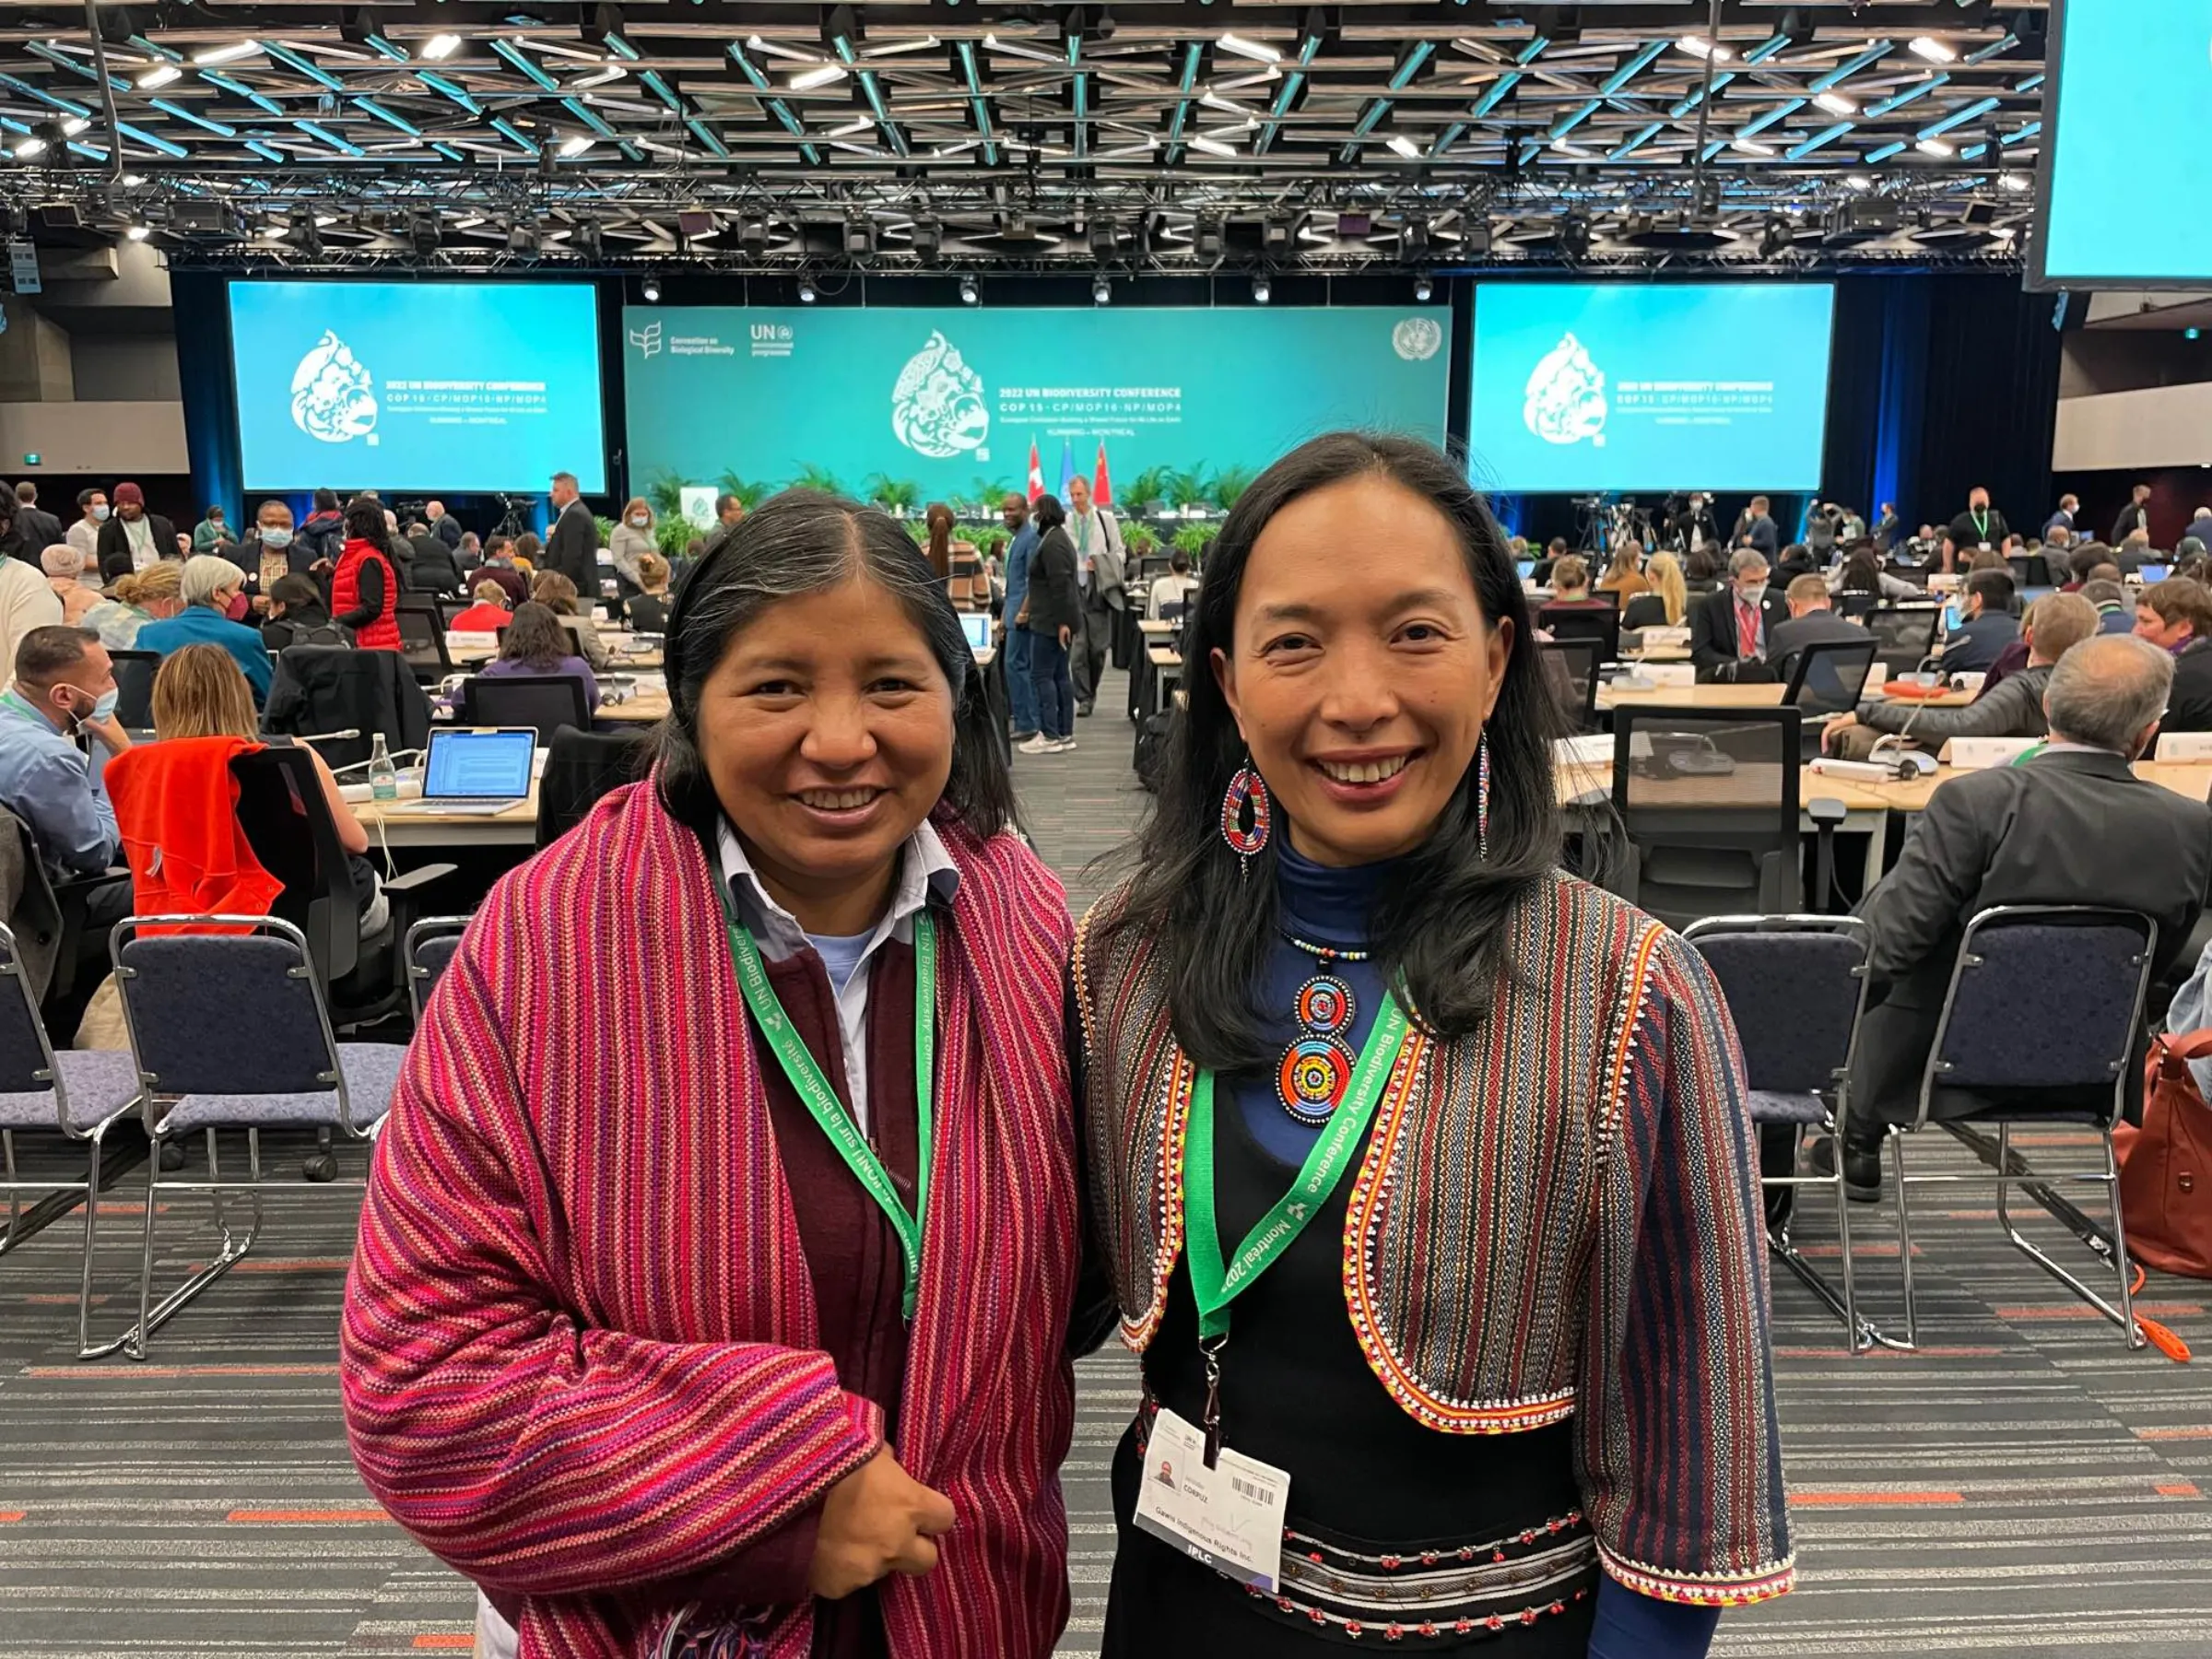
[1888,905,2159,1351]
[110,915,406,1360]
[405,916,472,1023]
[0,922,144,1359]
[1685,915,1874,1352]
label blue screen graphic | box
[229,281,606,492]
[1466,283,1835,493]
[2040,0,2212,286]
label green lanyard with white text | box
[1182,994,1409,1457]
[720,888,936,1322]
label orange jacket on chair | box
[105,736,282,924]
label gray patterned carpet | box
[3,665,2208,1656]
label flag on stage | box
[1026,439,1044,502]
[1093,440,1112,507]
[1060,436,1077,497]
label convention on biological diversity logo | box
[1524,331,1606,447]
[1392,317,1443,361]
[629,320,664,359]
[290,330,377,445]
[891,330,990,459]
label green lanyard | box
[719,886,936,1322]
[1183,994,1409,1343]
[1971,507,1991,542]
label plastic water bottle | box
[368,734,398,803]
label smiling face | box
[1213,475,1508,868]
[696,573,956,930]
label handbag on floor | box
[2118,1029,2212,1280]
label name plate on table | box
[1945,737,2040,770]
[1637,663,1696,688]
[2157,733,2212,762]
[1640,627,1691,650]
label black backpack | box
[1133,712,1173,793]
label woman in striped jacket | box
[343,490,1095,1658]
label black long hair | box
[1100,431,1561,1072]
[653,488,1017,841]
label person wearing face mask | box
[95,482,178,582]
[135,555,275,705]
[1688,548,1791,682]
[0,627,131,935]
[240,499,303,601]
[0,545,65,680]
[1941,486,2010,576]
[609,496,657,618]
[67,489,108,566]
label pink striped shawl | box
[341,782,1080,1658]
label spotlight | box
[798,276,818,303]
[408,209,440,255]
[507,220,539,254]
[1089,218,1117,259]
[1759,213,1794,258]
[959,274,977,304]
[739,216,771,254]
[640,274,661,301]
[1194,215,1224,260]
[289,203,323,257]
[843,218,875,256]
[1559,211,1591,261]
[911,218,940,259]
[1093,273,1111,305]
[571,218,603,261]
[1414,273,1433,302]
[1251,273,1271,304]
[1402,218,1430,257]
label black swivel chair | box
[535,727,652,848]
[1783,638,1880,757]
[1538,605,1621,663]
[109,649,160,731]
[1606,706,1804,931]
[1834,590,1879,621]
[458,674,596,744]
[393,606,454,685]
[1537,639,1603,733]
[1863,606,1943,674]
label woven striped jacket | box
[341,782,1082,1658]
[1073,869,1795,1609]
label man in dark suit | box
[425,499,465,551]
[1732,494,1779,559]
[1688,548,1792,681]
[1765,573,1867,686]
[404,520,464,594]
[542,470,600,615]
[1841,635,2212,1199]
[2111,483,2153,548]
[12,482,62,559]
[94,481,177,582]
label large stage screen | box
[2034,0,2212,289]
[620,305,1450,500]
[1466,282,1834,493]
[229,280,607,492]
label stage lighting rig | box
[843,218,876,256]
[289,204,323,257]
[1251,273,1271,304]
[408,210,441,256]
[571,218,604,262]
[641,274,661,301]
[911,218,941,260]
[508,220,540,255]
[1759,213,1794,258]
[959,274,978,304]
[1559,211,1591,261]
[1093,273,1111,305]
[799,276,818,303]
[1414,273,1433,302]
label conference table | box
[1594,680,1975,712]
[447,630,665,671]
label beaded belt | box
[1134,1398,1597,1643]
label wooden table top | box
[1553,756,2212,814]
[1594,680,1975,712]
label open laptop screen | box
[959,612,993,654]
[423,728,535,800]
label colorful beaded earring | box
[1477,733,1491,861]
[1219,759,1272,878]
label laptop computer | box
[389,727,537,815]
[959,612,993,655]
[2140,563,2172,585]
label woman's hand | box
[1058,624,1072,649]
[806,1447,957,1599]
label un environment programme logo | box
[289,329,377,446]
[1523,331,1606,448]
[1392,316,1443,362]
[891,330,990,459]
[629,320,663,359]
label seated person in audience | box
[2133,577,2212,733]
[1619,549,1686,629]
[80,560,184,651]
[1771,541,1819,585]
[1823,594,2098,759]
[1529,535,1570,586]
[480,600,598,709]
[1682,542,1727,588]
[625,552,673,634]
[1145,549,1199,621]
[39,545,98,626]
[1688,548,1790,682]
[1537,554,1608,612]
[1840,636,2212,1200]
[448,580,515,635]
[0,626,132,952]
[2114,528,2154,574]
[0,547,63,677]
[135,554,275,706]
[404,519,465,596]
[510,532,541,577]
[2079,575,2134,634]
[1765,573,1866,685]
[1827,539,1920,602]
[529,571,611,671]
[455,531,483,571]
[470,536,530,606]
[1936,569,2018,674]
[149,643,385,936]
[191,505,232,551]
[260,573,350,652]
[1594,541,1647,598]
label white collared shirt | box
[715,818,959,1133]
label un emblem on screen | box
[1392,317,1442,361]
[289,329,377,445]
[1523,331,1606,447]
[891,330,990,459]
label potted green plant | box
[1167,466,1215,517]
[593,514,618,548]
[642,468,688,521]
[974,524,1011,562]
[865,474,924,518]
[1124,522,1161,560]
[1173,524,1214,564]
[716,471,773,511]
[1209,465,1257,513]
[1122,467,1174,517]
[655,518,700,560]
[791,463,845,497]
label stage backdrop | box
[228,279,607,493]
[1465,281,1835,495]
[619,304,1451,504]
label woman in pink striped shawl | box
[343,490,1103,1659]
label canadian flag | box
[1093,439,1112,508]
[1026,439,1044,503]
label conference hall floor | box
[3,665,2209,1658]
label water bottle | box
[368,733,398,803]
